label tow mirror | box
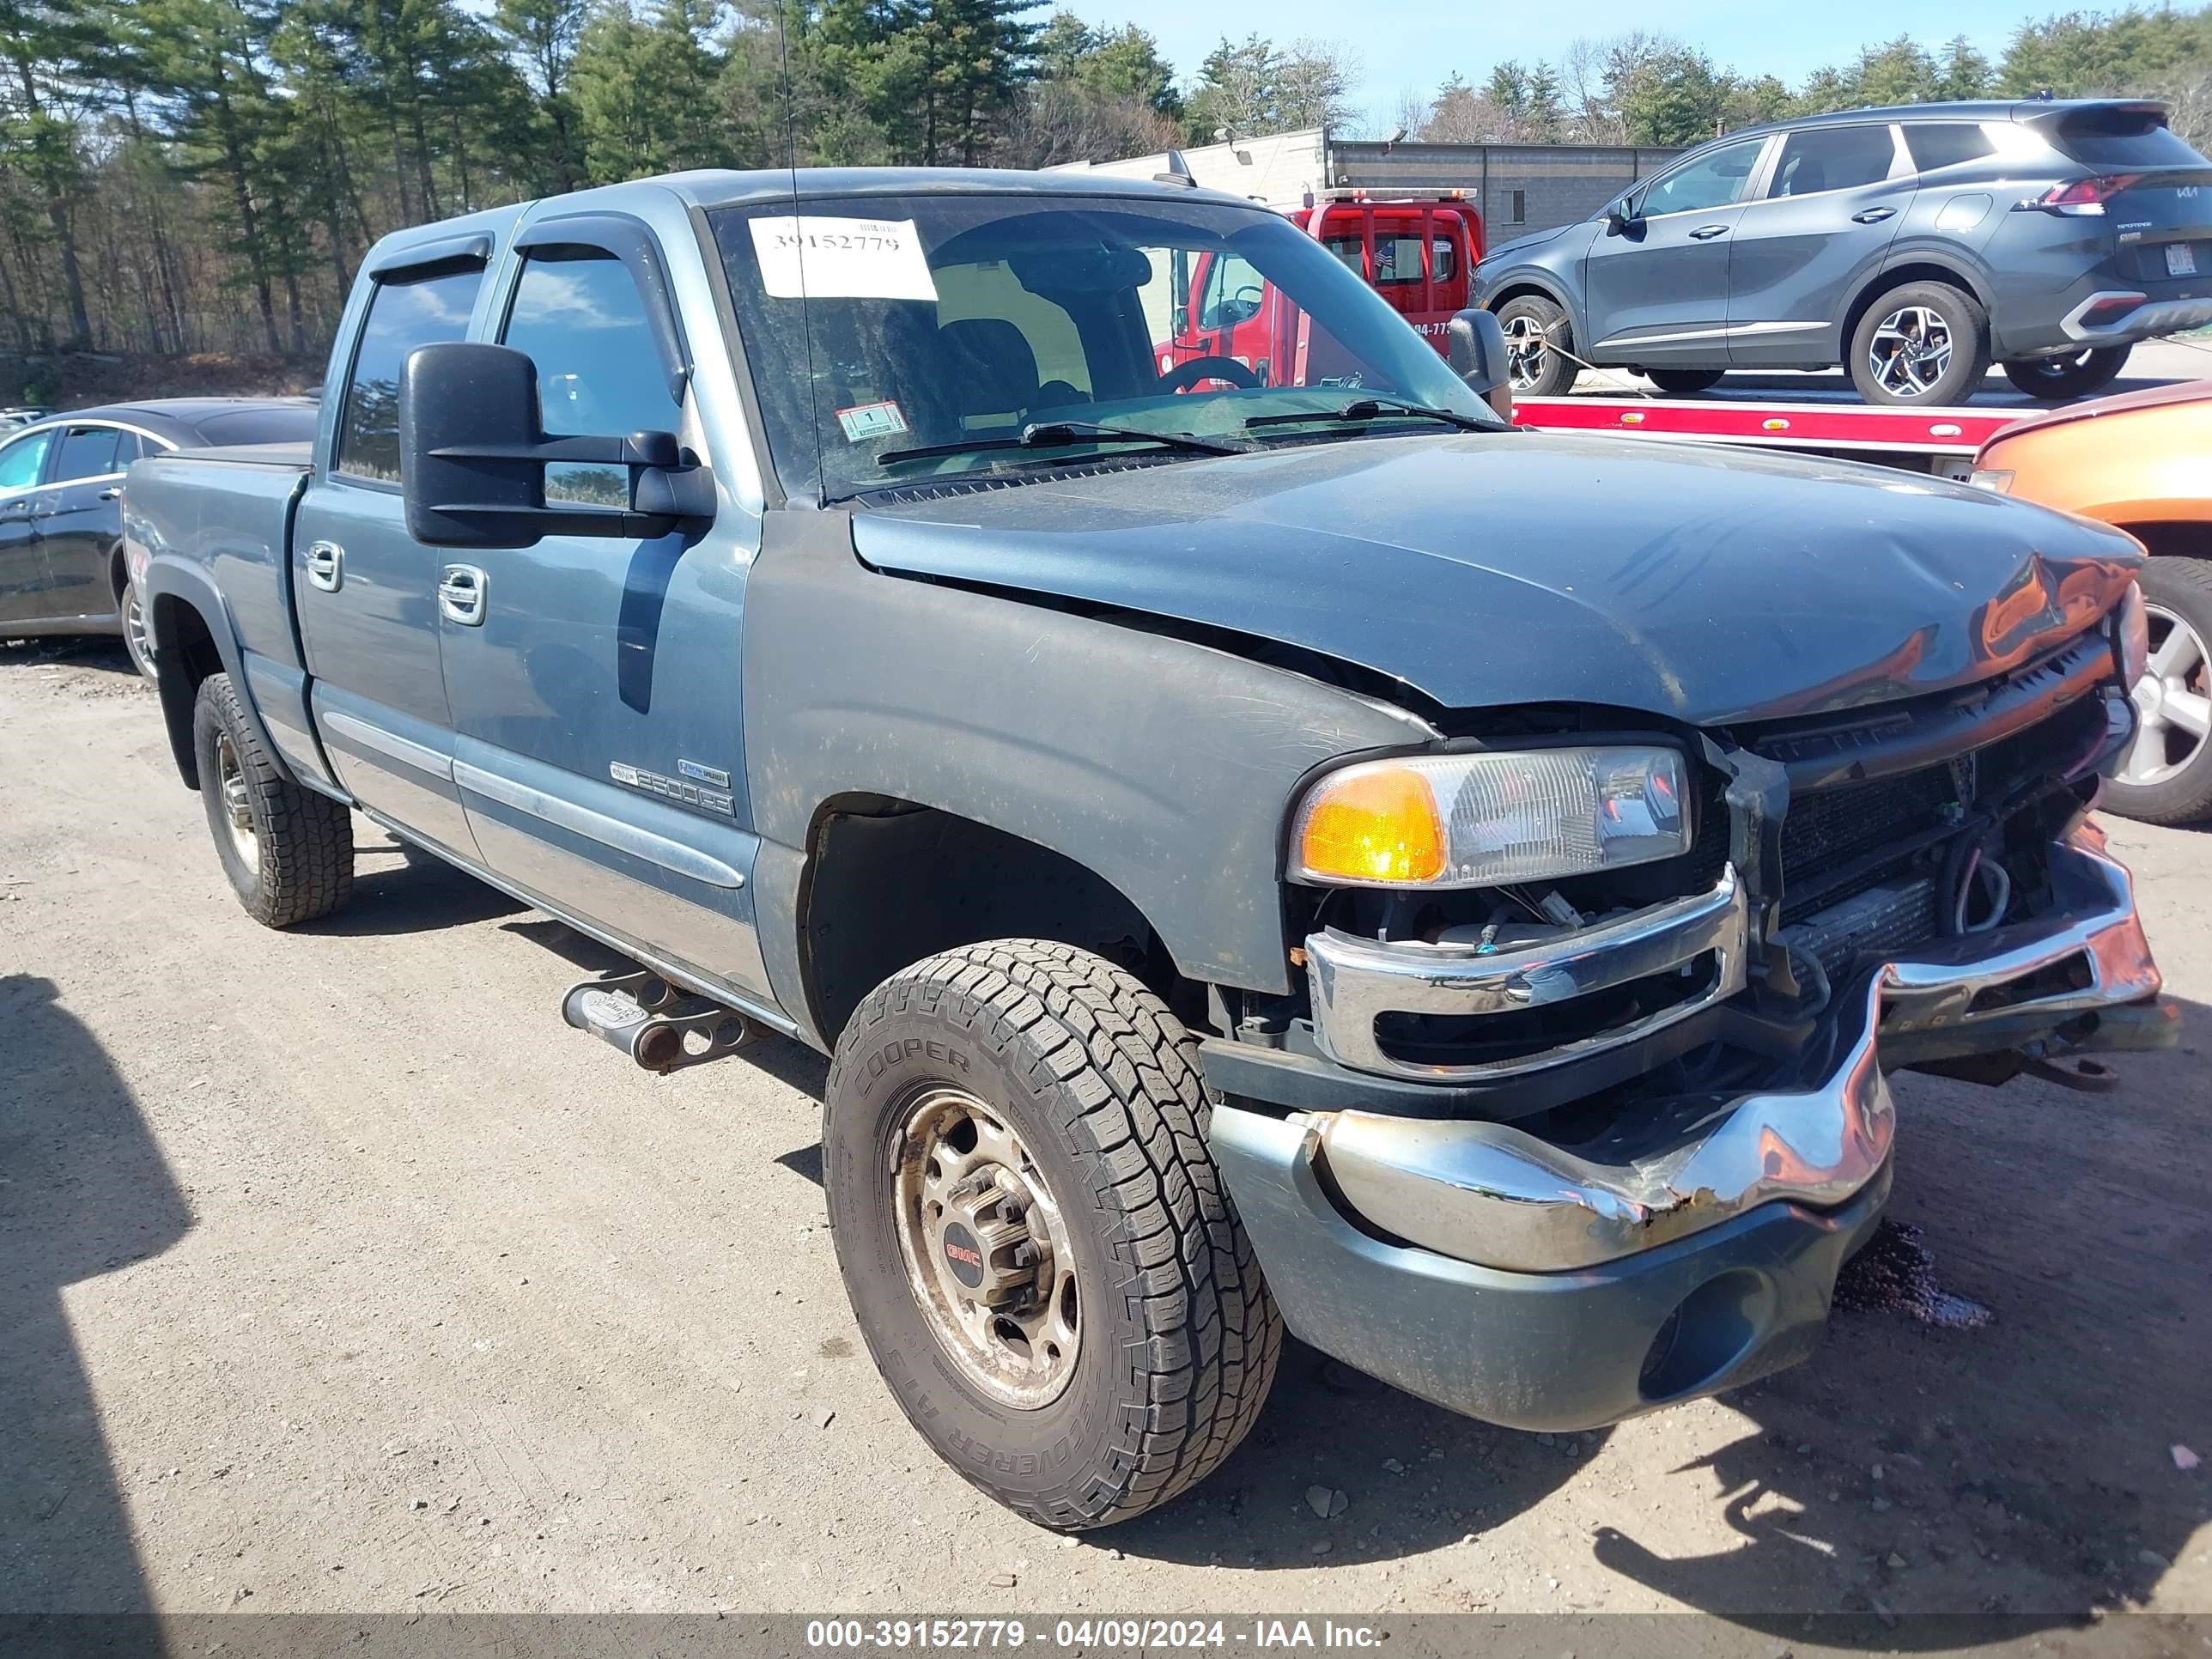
[1446,308,1515,421]
[398,341,714,550]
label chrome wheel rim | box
[124,588,155,674]
[1869,306,1954,398]
[891,1085,1080,1409]
[215,732,258,864]
[2119,604,2211,787]
[1501,313,1553,391]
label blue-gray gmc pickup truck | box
[128,166,2174,1529]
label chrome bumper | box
[1291,832,2161,1275]
[1306,864,1747,1081]
[2061,290,2212,343]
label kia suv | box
[1472,99,2212,405]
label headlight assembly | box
[1289,745,1692,889]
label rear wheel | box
[1849,281,1990,406]
[2106,556,2212,825]
[1645,368,1726,396]
[823,939,1280,1528]
[1495,295,1578,396]
[2002,345,2131,402]
[118,571,156,684]
[192,672,355,926]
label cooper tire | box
[1495,295,1579,396]
[2001,345,2131,402]
[1849,280,1990,406]
[823,939,1281,1528]
[192,672,354,927]
[2106,556,2212,826]
[1645,368,1727,396]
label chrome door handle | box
[1688,223,1731,240]
[437,563,488,626]
[1852,207,1898,224]
[305,540,343,592]
[98,486,122,501]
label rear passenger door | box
[295,250,488,860]
[438,219,772,1000]
[32,422,139,623]
[1724,123,1914,367]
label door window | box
[335,263,484,483]
[52,424,123,483]
[1766,125,1899,198]
[1636,138,1765,218]
[0,430,52,493]
[1903,122,1998,172]
[501,250,678,506]
[1196,252,1267,329]
[1322,235,1364,275]
[1431,234,1457,282]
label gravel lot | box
[2,638,2207,1638]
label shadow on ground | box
[0,974,188,1625]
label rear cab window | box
[335,264,485,483]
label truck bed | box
[125,445,331,787]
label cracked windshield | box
[711,193,1498,501]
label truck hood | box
[851,433,2141,726]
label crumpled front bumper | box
[1211,830,2172,1431]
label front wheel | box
[1494,295,1578,396]
[823,940,1281,1528]
[2002,345,2131,402]
[2106,556,2212,825]
[1849,281,1990,405]
[120,581,157,684]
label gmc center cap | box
[941,1221,987,1288]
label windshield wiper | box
[1243,397,1496,434]
[877,418,1249,467]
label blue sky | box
[1091,0,2065,130]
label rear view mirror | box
[399,341,714,549]
[1446,308,1515,420]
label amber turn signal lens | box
[1295,766,1447,884]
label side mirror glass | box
[399,341,713,550]
[1446,307,1515,420]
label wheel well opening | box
[1844,263,1987,352]
[2115,524,2209,560]
[151,595,222,788]
[799,799,1189,1044]
[107,543,128,602]
[1489,283,1563,319]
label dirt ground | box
[1,638,2207,1638]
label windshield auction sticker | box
[835,400,908,442]
[750,216,938,301]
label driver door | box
[1580,136,1771,366]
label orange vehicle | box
[1972,380,2212,823]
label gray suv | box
[1473,99,2212,405]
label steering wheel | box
[1158,355,1261,393]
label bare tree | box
[1003,82,1178,167]
[1276,39,1363,133]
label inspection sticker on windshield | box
[835,400,908,442]
[750,216,937,301]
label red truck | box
[1159,190,1485,380]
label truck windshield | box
[709,191,1498,502]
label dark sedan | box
[0,398,319,678]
